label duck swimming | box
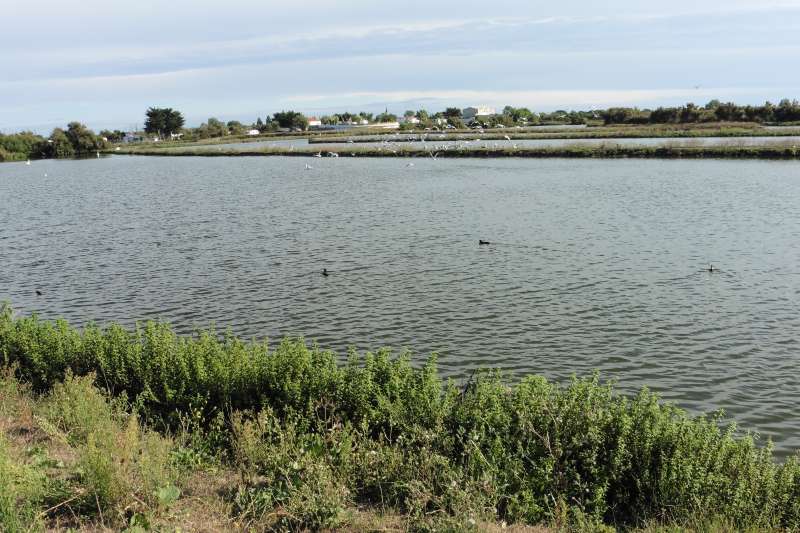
[479,240,491,245]
[322,268,329,277]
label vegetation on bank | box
[1,305,799,531]
[113,141,800,160]
[0,123,106,162]
[602,99,800,125]
[309,123,800,144]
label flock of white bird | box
[301,133,521,169]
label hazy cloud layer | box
[2,1,799,131]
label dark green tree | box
[49,128,75,158]
[227,120,245,135]
[144,107,185,137]
[272,111,309,130]
[65,122,105,154]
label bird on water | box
[479,240,491,245]
[35,289,42,296]
[322,268,329,276]
[707,264,715,272]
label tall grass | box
[1,304,800,529]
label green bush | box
[35,372,180,524]
[0,435,45,532]
[2,305,800,529]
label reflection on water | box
[1,155,800,455]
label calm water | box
[2,155,800,455]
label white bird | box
[115,147,121,151]
[25,160,31,165]
[314,152,322,158]
[406,162,415,167]
[328,152,339,157]
[504,135,511,141]
[96,151,100,158]
[305,163,313,170]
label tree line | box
[0,122,107,162]
[601,99,800,125]
[4,99,800,162]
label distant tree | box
[775,99,800,122]
[272,111,309,130]
[444,107,462,118]
[447,117,465,129]
[256,117,264,128]
[0,131,46,157]
[49,128,75,158]
[227,120,245,135]
[714,102,743,122]
[502,106,535,124]
[375,112,397,123]
[144,107,185,137]
[679,103,700,123]
[195,117,228,138]
[65,122,105,153]
[649,107,678,123]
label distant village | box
[119,105,554,144]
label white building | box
[462,106,496,121]
[400,115,420,125]
[247,129,260,136]
[307,117,322,128]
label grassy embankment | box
[116,122,800,153]
[1,305,800,531]
[309,124,800,144]
[113,142,800,160]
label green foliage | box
[272,110,309,131]
[604,100,800,125]
[0,435,45,532]
[48,127,75,158]
[37,372,179,523]
[0,131,48,161]
[2,305,800,529]
[65,121,106,154]
[194,117,228,139]
[144,107,185,137]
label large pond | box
[2,155,799,455]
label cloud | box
[281,88,778,111]
[2,1,800,130]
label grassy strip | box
[309,128,800,144]
[112,143,800,159]
[1,305,800,531]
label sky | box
[2,0,800,133]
